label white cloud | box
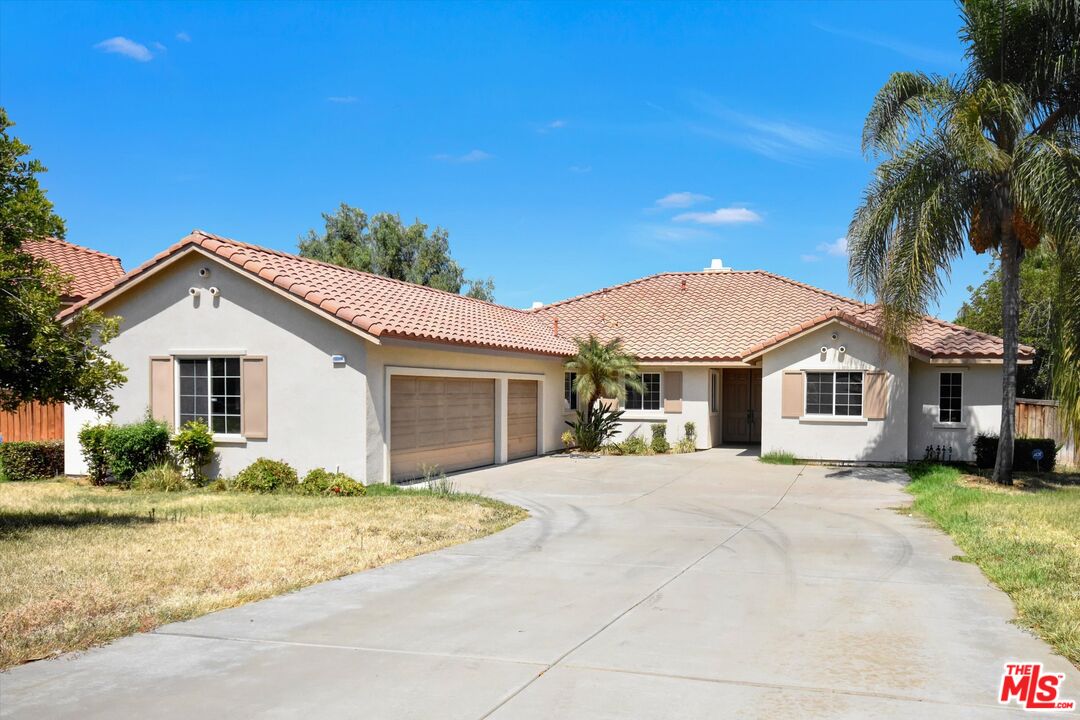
[569,164,592,174]
[176,31,191,42]
[801,254,821,263]
[817,237,849,257]
[655,191,711,209]
[812,22,959,66]
[94,36,155,62]
[433,149,493,164]
[674,207,762,225]
[538,119,566,133]
[327,96,358,104]
[151,41,167,53]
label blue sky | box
[0,0,992,318]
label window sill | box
[212,434,247,446]
[798,416,867,425]
[620,412,666,421]
[933,423,967,430]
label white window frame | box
[564,372,578,411]
[622,372,662,412]
[937,370,964,425]
[175,356,244,439]
[709,370,720,414]
[803,370,864,418]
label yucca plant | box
[848,0,1080,484]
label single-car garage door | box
[508,379,538,461]
[390,376,495,482]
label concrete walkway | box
[2,449,1075,719]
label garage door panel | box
[507,380,538,461]
[391,375,495,482]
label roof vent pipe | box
[530,301,543,309]
[553,317,559,336]
[705,258,731,272]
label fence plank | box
[1016,399,1076,467]
[0,402,64,442]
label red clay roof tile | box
[22,237,124,300]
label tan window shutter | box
[599,397,619,411]
[781,371,803,418]
[864,371,888,419]
[149,357,174,429]
[663,371,683,413]
[242,356,268,439]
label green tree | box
[848,0,1079,484]
[564,335,643,421]
[298,203,496,301]
[955,246,1057,397]
[0,108,126,414]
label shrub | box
[973,434,1057,471]
[131,463,191,492]
[171,420,216,485]
[233,458,299,493]
[0,441,64,481]
[298,468,366,496]
[675,438,696,454]
[561,430,575,449]
[760,450,797,465]
[78,423,111,485]
[683,422,697,443]
[566,405,624,452]
[103,418,171,486]
[619,435,649,455]
[650,423,670,454]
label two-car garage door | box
[389,376,537,482]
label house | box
[0,238,124,444]
[60,230,1031,481]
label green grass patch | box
[759,450,797,465]
[906,463,1080,667]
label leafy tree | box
[564,335,643,421]
[298,203,496,301]
[847,0,1079,484]
[0,108,126,414]
[956,246,1057,397]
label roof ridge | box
[748,270,866,309]
[28,236,123,265]
[190,229,534,316]
[531,272,691,312]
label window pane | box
[939,372,962,422]
[835,372,863,416]
[212,416,226,433]
[226,416,241,434]
[225,357,240,375]
[211,358,225,375]
[643,373,661,410]
[625,375,643,410]
[805,372,833,414]
[225,397,240,415]
[564,372,577,410]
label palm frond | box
[1012,133,1080,242]
[1050,236,1080,445]
[861,72,958,156]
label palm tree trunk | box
[992,230,1023,485]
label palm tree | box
[565,335,643,420]
[848,0,1079,484]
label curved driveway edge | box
[2,449,1074,719]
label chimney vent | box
[530,301,543,309]
[680,279,687,291]
[704,258,731,272]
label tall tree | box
[298,203,496,301]
[0,108,126,414]
[848,0,1080,484]
[955,246,1057,397]
[564,335,643,422]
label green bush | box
[78,423,110,485]
[566,405,624,452]
[0,441,64,481]
[298,468,366,496]
[233,458,299,493]
[675,437,696,454]
[973,434,1057,471]
[131,463,191,492]
[650,423,670,454]
[683,421,697,443]
[104,418,171,486]
[619,435,649,455]
[171,420,216,485]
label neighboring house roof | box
[530,271,1032,362]
[59,230,576,356]
[60,230,1026,362]
[22,237,125,301]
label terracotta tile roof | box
[22,237,124,300]
[60,231,575,356]
[532,270,1029,361]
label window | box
[624,372,661,411]
[805,371,863,416]
[564,372,578,411]
[179,358,242,434]
[939,372,963,423]
[710,371,719,413]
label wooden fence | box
[1016,399,1077,467]
[0,402,64,443]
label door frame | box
[721,367,763,444]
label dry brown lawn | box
[0,480,525,669]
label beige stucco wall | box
[606,366,712,450]
[64,252,369,478]
[760,323,909,462]
[363,340,566,484]
[907,361,1002,462]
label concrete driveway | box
[2,449,1075,719]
